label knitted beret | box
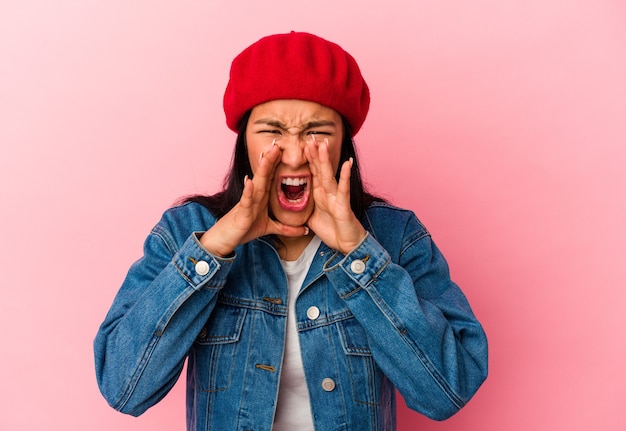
[223,32,370,136]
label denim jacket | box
[94,201,488,430]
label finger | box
[261,139,283,168]
[220,175,256,238]
[266,220,310,238]
[258,138,280,159]
[238,175,255,210]
[253,142,281,196]
[233,175,262,228]
[317,138,338,191]
[304,137,321,178]
[337,158,353,199]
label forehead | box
[249,99,342,128]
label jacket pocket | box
[191,303,247,392]
[337,317,381,406]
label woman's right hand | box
[199,142,308,257]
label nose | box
[278,134,307,167]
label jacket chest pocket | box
[191,304,247,392]
[337,317,382,406]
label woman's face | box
[246,99,344,228]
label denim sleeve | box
[94,220,234,416]
[323,217,488,421]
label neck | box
[276,234,314,261]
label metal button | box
[195,260,210,276]
[307,306,320,320]
[321,378,336,392]
[350,259,366,274]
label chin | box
[271,206,313,228]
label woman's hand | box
[304,137,367,254]
[200,142,309,257]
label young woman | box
[94,31,488,431]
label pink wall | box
[1,1,625,429]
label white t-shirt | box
[272,236,321,431]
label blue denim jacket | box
[94,201,488,430]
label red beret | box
[223,32,370,136]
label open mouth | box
[281,177,307,201]
[277,176,310,212]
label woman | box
[94,31,488,431]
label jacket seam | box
[113,287,194,411]
[151,224,178,256]
[363,266,466,411]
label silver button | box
[195,260,210,276]
[350,259,366,274]
[321,378,336,392]
[307,306,320,320]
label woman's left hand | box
[304,137,367,254]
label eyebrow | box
[252,118,337,130]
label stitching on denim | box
[340,285,362,299]
[337,321,380,406]
[297,309,353,331]
[217,294,287,316]
[236,300,258,431]
[150,224,178,256]
[337,320,372,356]
[362,210,377,242]
[367,284,465,409]
[401,334,465,409]
[399,215,431,256]
[201,333,238,393]
[195,308,247,345]
[115,287,193,410]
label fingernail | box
[243,174,248,185]
[272,138,276,146]
[303,226,310,236]
[349,157,354,167]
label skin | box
[200,99,367,260]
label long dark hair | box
[182,110,382,219]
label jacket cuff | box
[172,232,235,290]
[323,232,391,297]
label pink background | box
[1,1,625,430]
